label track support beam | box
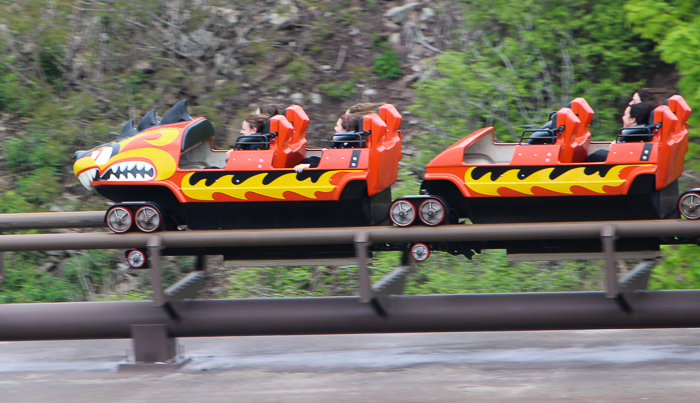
[601,225,620,298]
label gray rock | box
[269,0,300,29]
[214,53,227,70]
[388,33,402,45]
[179,34,200,57]
[291,93,304,103]
[383,21,401,31]
[134,60,155,73]
[363,89,378,97]
[384,2,421,24]
[190,29,214,46]
[420,7,435,21]
[211,7,239,24]
[310,93,322,104]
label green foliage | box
[38,46,62,85]
[126,68,148,93]
[374,251,603,294]
[227,265,357,298]
[0,191,33,214]
[0,62,50,114]
[410,0,652,163]
[649,245,700,289]
[224,251,604,299]
[0,253,80,303]
[16,167,63,206]
[318,79,357,100]
[60,250,120,299]
[373,46,402,80]
[285,60,310,82]
[3,131,65,173]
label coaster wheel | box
[135,205,162,232]
[679,191,700,219]
[126,249,148,269]
[390,199,416,227]
[410,243,430,262]
[106,206,133,233]
[418,198,446,226]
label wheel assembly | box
[410,243,430,262]
[126,249,148,269]
[390,199,416,227]
[135,205,162,232]
[418,198,446,226]
[679,191,700,219]
[106,206,133,233]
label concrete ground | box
[2,329,700,402]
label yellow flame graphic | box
[143,128,180,146]
[465,165,642,196]
[74,148,177,181]
[181,170,356,201]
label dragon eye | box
[94,146,114,165]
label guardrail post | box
[601,225,620,298]
[147,235,164,307]
[355,231,373,303]
[119,324,189,371]
[0,252,4,285]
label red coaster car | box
[74,101,402,234]
[391,95,691,226]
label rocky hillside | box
[73,0,454,146]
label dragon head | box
[74,101,193,190]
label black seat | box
[523,111,560,145]
[328,132,368,149]
[234,134,274,150]
[615,124,660,143]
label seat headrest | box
[621,127,649,135]
[648,109,656,125]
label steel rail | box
[1,291,700,341]
[0,219,697,252]
[0,211,104,230]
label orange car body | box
[74,103,402,230]
[420,96,691,223]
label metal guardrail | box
[0,218,697,252]
[2,291,700,341]
[0,212,699,366]
[0,211,105,230]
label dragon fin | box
[160,100,193,125]
[116,119,138,141]
[137,110,160,132]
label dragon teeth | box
[78,168,99,190]
[94,161,156,182]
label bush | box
[318,79,357,100]
[373,46,402,80]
